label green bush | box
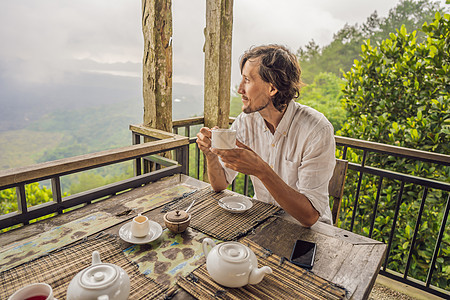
[338,12,449,289]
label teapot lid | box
[166,210,189,222]
[217,242,250,263]
[79,264,118,290]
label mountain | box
[0,67,204,170]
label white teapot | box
[202,238,272,288]
[67,251,130,300]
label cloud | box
[0,0,142,84]
[2,0,445,89]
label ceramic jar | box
[163,210,191,233]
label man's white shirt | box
[221,100,336,225]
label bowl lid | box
[166,210,189,222]
[79,264,118,290]
[218,242,249,263]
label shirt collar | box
[256,100,296,134]
[275,100,296,137]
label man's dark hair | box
[240,44,302,112]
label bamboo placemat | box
[0,233,168,300]
[161,187,282,241]
[178,237,347,300]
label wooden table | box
[0,174,386,299]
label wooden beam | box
[0,137,188,189]
[142,0,173,132]
[204,0,233,129]
[203,0,233,182]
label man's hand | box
[196,127,216,157]
[211,140,268,177]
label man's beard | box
[243,98,271,114]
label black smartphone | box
[289,239,317,269]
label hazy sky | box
[0,0,447,97]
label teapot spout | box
[248,266,272,285]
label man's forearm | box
[256,164,319,227]
[205,154,229,192]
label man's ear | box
[269,84,278,97]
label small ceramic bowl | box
[163,210,191,233]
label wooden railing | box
[0,128,189,230]
[0,117,449,298]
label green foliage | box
[297,0,446,84]
[35,100,141,163]
[230,89,243,118]
[0,183,54,215]
[337,12,450,290]
[340,14,449,154]
[296,72,347,132]
[0,182,71,232]
[66,162,134,195]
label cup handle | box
[202,238,216,259]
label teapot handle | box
[202,238,216,259]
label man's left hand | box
[211,140,267,177]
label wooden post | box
[142,0,173,169]
[203,0,233,181]
[204,0,233,129]
[142,0,173,132]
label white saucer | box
[119,221,163,244]
[218,196,253,213]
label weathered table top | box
[0,174,386,300]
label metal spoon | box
[185,199,196,213]
[218,198,239,211]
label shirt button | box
[270,164,274,168]
[271,143,275,147]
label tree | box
[339,14,449,154]
[296,72,346,132]
[338,12,449,289]
[297,0,447,84]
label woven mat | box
[0,233,168,300]
[161,187,282,241]
[178,237,347,300]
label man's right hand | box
[196,127,215,157]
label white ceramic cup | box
[211,129,236,150]
[8,283,56,300]
[131,213,150,237]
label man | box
[196,45,336,227]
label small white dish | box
[119,220,163,244]
[218,196,253,213]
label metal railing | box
[334,136,449,298]
[171,117,450,298]
[0,117,448,298]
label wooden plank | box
[130,124,179,140]
[172,117,205,127]
[0,175,201,248]
[248,216,386,299]
[0,138,188,188]
[142,0,173,132]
